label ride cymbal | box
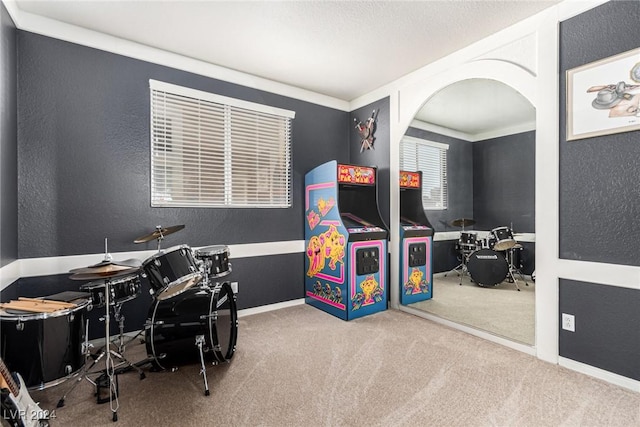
[134,224,185,244]
[450,218,476,227]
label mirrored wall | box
[400,78,536,346]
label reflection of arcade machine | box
[399,171,434,305]
[305,161,388,320]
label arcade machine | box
[304,160,388,320]
[399,170,434,305]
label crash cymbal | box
[69,263,135,275]
[69,267,139,281]
[134,224,185,244]
[450,218,476,227]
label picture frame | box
[566,47,640,141]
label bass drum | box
[467,249,509,287]
[145,282,237,370]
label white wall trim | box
[558,259,640,291]
[409,118,536,143]
[4,4,349,111]
[0,240,305,291]
[559,356,640,393]
[237,298,305,318]
[557,0,610,22]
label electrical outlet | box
[231,281,238,294]
[562,313,575,332]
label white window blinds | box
[400,136,448,210]
[150,80,294,208]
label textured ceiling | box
[14,0,560,102]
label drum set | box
[0,224,237,423]
[446,219,528,290]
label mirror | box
[400,78,536,346]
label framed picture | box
[566,47,640,141]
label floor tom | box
[0,298,90,390]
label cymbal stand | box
[154,226,165,253]
[444,244,472,285]
[101,278,119,422]
[110,303,146,379]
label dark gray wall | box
[0,3,17,267]
[558,0,640,379]
[8,31,352,322]
[559,279,640,381]
[349,98,390,227]
[17,31,350,259]
[473,131,535,233]
[559,0,640,266]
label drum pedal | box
[95,372,118,404]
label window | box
[150,80,295,208]
[400,136,448,210]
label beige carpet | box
[29,305,638,427]
[410,274,535,345]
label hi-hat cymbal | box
[134,224,185,244]
[69,263,135,275]
[450,218,476,227]
[69,267,139,281]
[86,258,142,269]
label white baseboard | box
[237,298,305,318]
[559,356,640,393]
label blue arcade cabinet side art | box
[399,171,434,305]
[304,161,388,321]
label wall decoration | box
[566,47,640,141]
[353,109,378,151]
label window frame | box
[149,80,295,209]
[400,135,449,210]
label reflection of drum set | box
[0,224,238,423]
[446,219,528,290]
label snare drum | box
[490,227,516,251]
[142,245,202,301]
[80,274,142,307]
[0,299,90,390]
[195,245,232,280]
[467,249,509,287]
[145,282,238,370]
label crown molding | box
[3,2,349,112]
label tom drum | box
[195,245,232,280]
[142,245,202,301]
[490,227,516,251]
